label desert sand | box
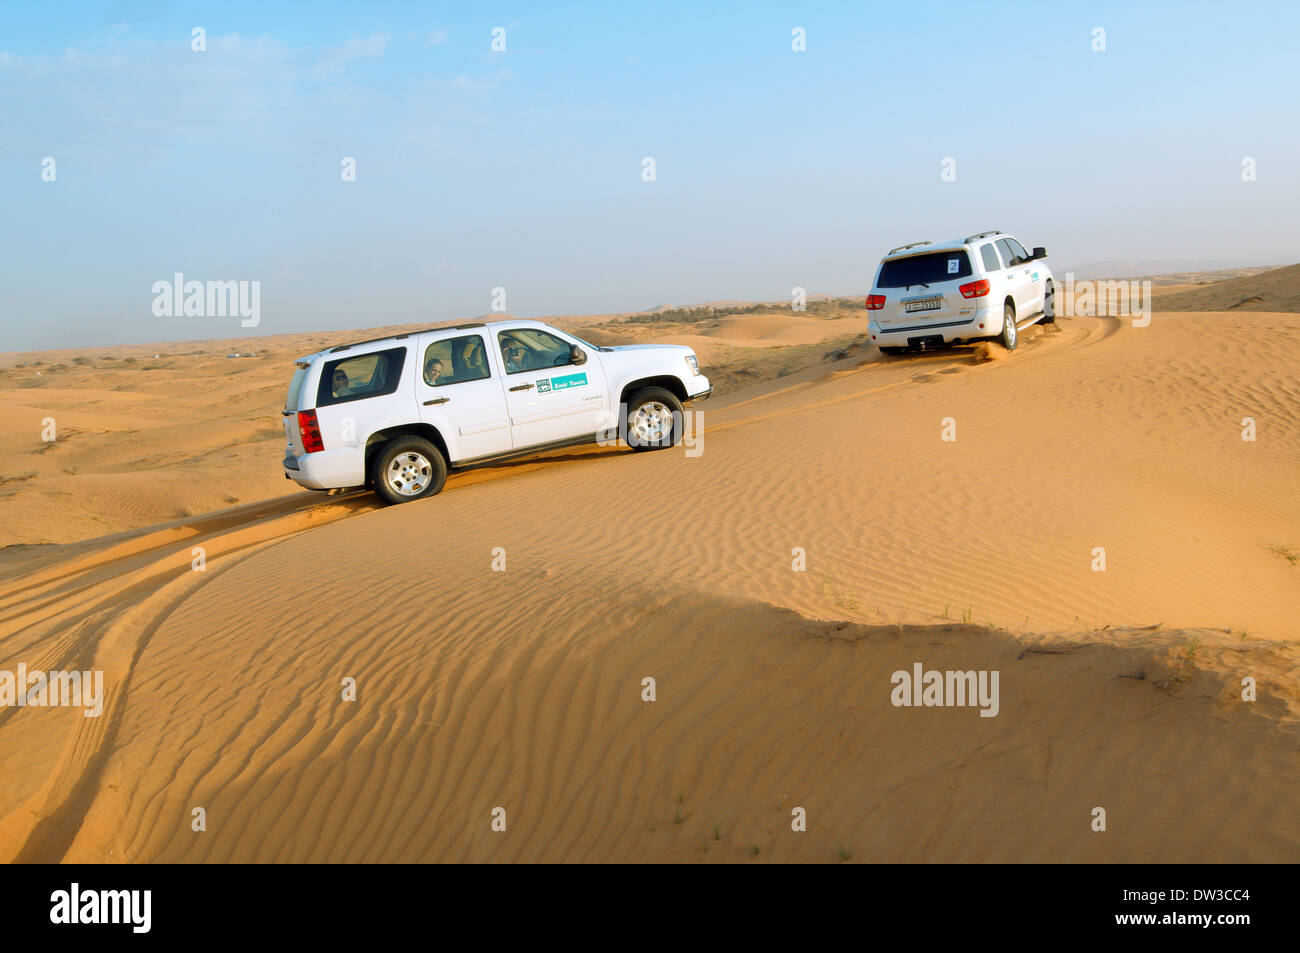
[0,280,1297,862]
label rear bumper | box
[870,305,1002,348]
[283,446,366,490]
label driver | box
[501,339,529,373]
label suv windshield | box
[877,251,973,288]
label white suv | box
[282,320,712,504]
[866,231,1056,353]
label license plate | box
[905,298,941,313]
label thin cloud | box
[311,32,388,77]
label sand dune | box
[700,313,874,347]
[1154,262,1300,312]
[0,300,1296,862]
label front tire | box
[372,436,447,504]
[1000,302,1019,350]
[623,387,684,451]
[1041,280,1056,324]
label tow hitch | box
[908,335,945,352]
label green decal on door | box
[539,372,587,393]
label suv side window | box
[498,328,574,375]
[317,346,406,407]
[423,334,492,386]
[1005,238,1030,263]
[980,243,1001,271]
[996,239,1021,267]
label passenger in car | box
[424,358,445,385]
[331,368,353,398]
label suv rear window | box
[316,346,407,407]
[877,251,973,288]
[285,365,309,411]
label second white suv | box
[866,231,1056,353]
[281,320,711,504]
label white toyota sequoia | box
[867,231,1056,353]
[282,320,712,504]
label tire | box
[1041,280,1056,324]
[880,346,907,356]
[623,386,684,451]
[371,436,447,504]
[1000,301,1019,350]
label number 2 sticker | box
[947,258,960,274]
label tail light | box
[866,294,887,311]
[959,279,991,299]
[297,410,325,453]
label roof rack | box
[963,230,1003,243]
[327,321,489,354]
[886,240,932,256]
[329,333,409,354]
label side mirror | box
[570,345,587,366]
[1032,246,1047,260]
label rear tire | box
[879,346,906,356]
[372,436,447,504]
[1041,280,1056,324]
[623,387,683,451]
[1000,302,1019,350]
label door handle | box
[509,383,534,392]
[423,397,450,406]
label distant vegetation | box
[617,296,865,325]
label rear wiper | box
[905,283,930,290]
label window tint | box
[316,347,406,407]
[980,243,1002,272]
[498,328,574,375]
[876,251,973,288]
[423,334,492,386]
[996,239,1021,266]
[1006,238,1030,262]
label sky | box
[2,0,1298,351]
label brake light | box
[866,294,886,311]
[297,410,325,453]
[959,279,991,299]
